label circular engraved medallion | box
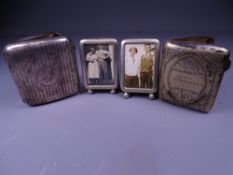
[36,65,59,86]
[164,54,209,104]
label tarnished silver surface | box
[2,32,79,106]
[79,38,118,92]
[159,36,231,112]
[120,39,160,98]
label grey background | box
[1,0,233,38]
[1,0,233,175]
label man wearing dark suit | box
[140,43,153,89]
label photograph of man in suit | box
[140,43,154,89]
[95,45,113,84]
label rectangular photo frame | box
[80,38,118,93]
[120,39,160,99]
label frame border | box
[80,38,118,90]
[120,38,160,94]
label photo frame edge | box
[79,38,118,90]
[120,38,160,94]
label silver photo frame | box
[120,39,160,99]
[80,38,118,94]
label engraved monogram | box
[14,56,61,88]
[35,64,60,86]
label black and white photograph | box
[84,44,114,85]
[121,39,160,99]
[80,39,118,93]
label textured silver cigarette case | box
[159,36,231,112]
[2,32,79,106]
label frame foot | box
[148,93,154,100]
[88,89,94,94]
[110,89,116,94]
[124,92,130,98]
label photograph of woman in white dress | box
[86,47,99,84]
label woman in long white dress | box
[86,48,100,84]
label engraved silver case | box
[120,39,160,99]
[159,36,231,112]
[80,38,118,93]
[2,32,79,106]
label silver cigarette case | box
[2,32,79,106]
[159,36,231,112]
